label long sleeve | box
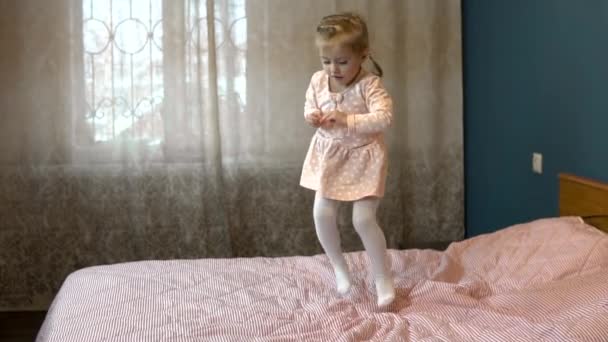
[304,74,320,119]
[347,76,393,135]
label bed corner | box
[559,173,608,233]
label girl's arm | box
[304,75,321,119]
[346,77,393,135]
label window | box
[80,0,247,149]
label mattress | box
[37,217,608,341]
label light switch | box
[532,153,543,174]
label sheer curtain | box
[0,0,463,310]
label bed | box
[36,173,608,341]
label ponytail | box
[369,55,383,77]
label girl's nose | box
[330,64,339,74]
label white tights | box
[313,192,395,306]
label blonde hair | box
[315,12,383,77]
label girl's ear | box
[362,48,370,60]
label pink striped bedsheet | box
[37,217,608,341]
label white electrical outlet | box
[532,153,543,174]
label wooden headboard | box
[559,173,608,233]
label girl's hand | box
[321,110,347,127]
[305,111,323,127]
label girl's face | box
[319,43,366,89]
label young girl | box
[300,13,395,307]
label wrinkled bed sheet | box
[37,217,608,341]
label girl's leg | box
[352,197,395,306]
[313,192,351,294]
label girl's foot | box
[335,269,352,295]
[376,276,395,307]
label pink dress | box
[300,69,393,201]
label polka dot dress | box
[300,69,393,201]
